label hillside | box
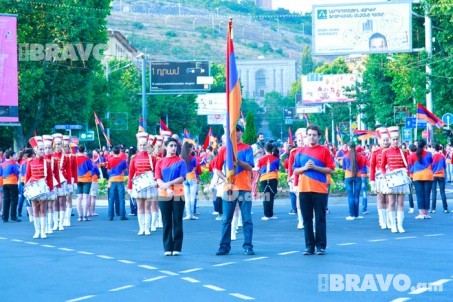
[107,0,312,64]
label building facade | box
[255,0,273,11]
[236,58,297,99]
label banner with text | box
[301,74,356,104]
[312,1,412,55]
[0,14,19,122]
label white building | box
[237,58,297,99]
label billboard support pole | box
[142,55,147,132]
[425,4,433,141]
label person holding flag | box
[216,19,255,256]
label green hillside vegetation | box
[107,0,312,63]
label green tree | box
[301,45,315,75]
[243,110,257,145]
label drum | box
[132,171,156,193]
[24,179,50,201]
[385,168,411,188]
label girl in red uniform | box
[26,136,54,239]
[380,126,410,233]
[128,132,158,235]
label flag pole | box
[95,121,102,150]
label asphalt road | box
[1,195,452,302]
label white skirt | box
[132,186,157,199]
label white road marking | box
[213,262,236,267]
[77,251,94,255]
[108,285,135,292]
[368,239,388,242]
[25,241,39,245]
[65,295,96,302]
[181,277,200,283]
[117,260,135,264]
[143,276,167,282]
[203,285,225,291]
[230,293,255,300]
[96,255,114,259]
[160,270,179,276]
[278,251,299,255]
[424,234,444,237]
[138,264,158,270]
[395,236,417,240]
[337,243,357,246]
[243,256,268,262]
[11,239,23,242]
[390,298,411,302]
[42,244,55,248]
[179,268,203,274]
[59,248,75,252]
[0,237,8,240]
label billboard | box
[196,93,226,115]
[312,1,412,55]
[207,114,226,125]
[150,61,210,92]
[0,14,19,122]
[301,74,356,104]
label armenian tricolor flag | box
[159,118,172,136]
[225,19,242,181]
[353,129,376,141]
[138,117,145,132]
[288,127,295,146]
[336,125,343,145]
[416,103,445,128]
[94,112,111,147]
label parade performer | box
[370,127,390,229]
[75,144,93,221]
[181,141,202,220]
[128,132,158,235]
[380,126,410,233]
[52,133,70,230]
[62,135,75,226]
[42,135,60,233]
[26,136,53,239]
[155,137,187,256]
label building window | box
[255,69,266,98]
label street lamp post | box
[141,55,147,131]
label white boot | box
[47,213,53,234]
[158,210,163,228]
[33,218,40,239]
[137,214,145,236]
[297,208,304,229]
[386,210,392,229]
[378,209,387,229]
[40,217,47,239]
[237,211,243,228]
[388,211,397,233]
[58,211,65,231]
[52,212,59,231]
[144,214,151,235]
[151,212,157,232]
[231,215,238,241]
[397,211,405,233]
[64,208,71,227]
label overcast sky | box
[272,0,388,13]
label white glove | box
[370,181,376,192]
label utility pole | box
[141,55,147,131]
[425,3,433,140]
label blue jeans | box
[290,192,297,212]
[345,177,362,217]
[183,179,198,217]
[413,180,433,210]
[361,177,368,212]
[431,177,448,211]
[219,190,253,251]
[108,182,126,218]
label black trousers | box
[3,184,19,221]
[158,196,185,253]
[260,178,278,217]
[299,192,328,251]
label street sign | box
[150,61,210,92]
[442,113,453,126]
[296,105,323,114]
[79,131,95,142]
[422,130,428,139]
[405,117,427,129]
[54,124,82,130]
[284,107,296,120]
[402,127,412,141]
